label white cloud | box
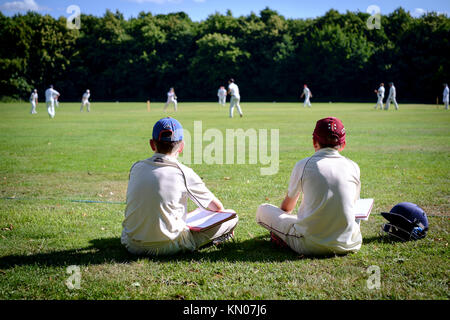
[412,8,427,17]
[0,0,41,12]
[193,0,206,3]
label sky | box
[0,0,449,21]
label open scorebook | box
[355,198,374,221]
[186,208,237,232]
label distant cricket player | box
[217,86,227,106]
[300,84,312,107]
[385,82,399,110]
[164,87,178,111]
[121,117,238,255]
[29,89,38,114]
[443,83,449,110]
[256,117,362,256]
[80,89,91,112]
[374,83,385,110]
[45,85,60,119]
[228,78,243,118]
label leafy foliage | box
[0,7,448,102]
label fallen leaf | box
[2,224,13,231]
[132,282,140,287]
[224,177,231,180]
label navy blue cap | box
[152,117,183,142]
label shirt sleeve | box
[287,158,308,198]
[183,165,215,209]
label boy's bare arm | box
[280,192,300,214]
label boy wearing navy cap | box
[256,117,362,255]
[121,117,238,255]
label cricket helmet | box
[381,202,428,241]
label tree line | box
[0,7,449,103]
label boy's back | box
[121,117,238,255]
[289,148,361,252]
[123,153,215,250]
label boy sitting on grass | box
[256,117,362,255]
[121,117,238,255]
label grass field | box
[0,101,449,300]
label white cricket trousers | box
[80,101,90,112]
[444,99,449,110]
[256,204,335,256]
[374,96,384,109]
[229,96,243,117]
[46,100,55,118]
[385,97,399,110]
[304,95,311,107]
[30,101,37,114]
[121,215,238,256]
[219,96,226,106]
[164,99,178,111]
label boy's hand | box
[208,198,225,212]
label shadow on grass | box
[363,235,398,244]
[0,235,340,269]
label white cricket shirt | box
[388,86,396,98]
[443,86,449,101]
[122,153,215,250]
[303,87,310,97]
[287,148,362,253]
[82,92,90,101]
[218,88,226,97]
[377,86,385,97]
[167,91,176,101]
[228,83,240,98]
[45,88,59,102]
[30,92,38,102]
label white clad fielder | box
[227,78,243,118]
[374,83,385,110]
[29,89,38,114]
[45,85,60,119]
[80,89,91,112]
[443,83,449,110]
[385,82,399,110]
[217,86,227,106]
[163,87,178,111]
[300,84,312,107]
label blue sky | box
[0,0,449,20]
